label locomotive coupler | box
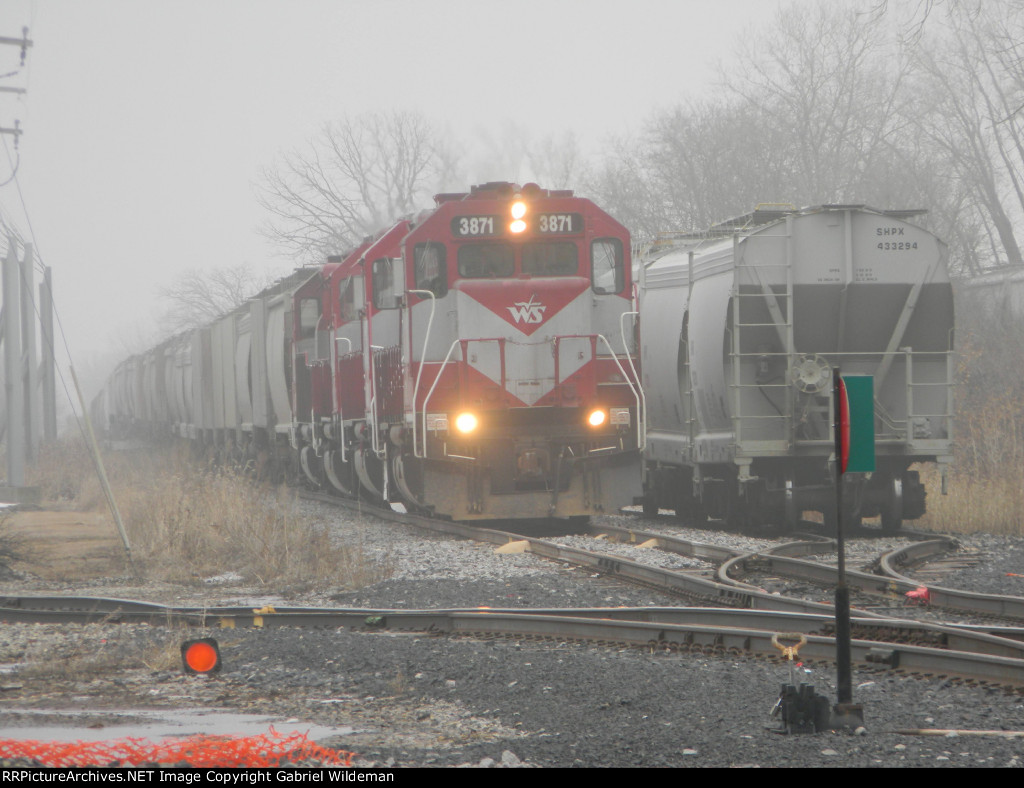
[768,632,831,734]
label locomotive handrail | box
[620,310,646,452]
[369,345,384,458]
[416,331,645,459]
[596,333,645,452]
[417,339,464,459]
[332,336,352,462]
[408,289,437,460]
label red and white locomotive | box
[98,182,643,522]
[292,181,643,519]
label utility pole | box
[0,28,31,146]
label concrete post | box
[40,266,56,442]
[20,243,38,459]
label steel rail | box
[878,541,1024,620]
[589,521,1024,624]
[4,597,1024,660]
[4,597,1024,688]
[303,491,1024,627]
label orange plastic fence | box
[0,727,355,768]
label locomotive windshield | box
[457,243,515,278]
[457,242,583,279]
[523,242,578,276]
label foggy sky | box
[0,0,783,398]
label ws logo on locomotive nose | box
[508,295,546,324]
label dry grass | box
[17,622,191,680]
[27,438,390,591]
[913,305,1024,536]
[915,467,1024,536]
[0,513,33,578]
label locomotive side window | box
[414,242,448,297]
[522,242,578,276]
[592,238,624,294]
[299,298,320,339]
[371,257,401,309]
[457,243,514,278]
[338,277,359,322]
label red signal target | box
[181,638,221,674]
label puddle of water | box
[1,708,359,742]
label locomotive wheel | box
[391,453,428,514]
[353,446,387,505]
[299,445,323,490]
[881,474,904,534]
[323,450,355,496]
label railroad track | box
[299,490,1024,626]
[9,493,1021,691]
[589,518,1024,624]
[3,595,1024,691]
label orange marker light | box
[181,638,222,674]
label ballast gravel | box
[2,503,1024,768]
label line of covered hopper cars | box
[96,185,954,531]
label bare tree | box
[526,130,585,189]
[722,2,915,207]
[158,264,279,334]
[582,133,671,245]
[588,3,920,244]
[257,111,460,264]
[909,0,1024,269]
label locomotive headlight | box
[455,412,479,434]
[587,408,607,428]
[510,200,528,233]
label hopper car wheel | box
[881,475,904,534]
[673,483,705,525]
[641,496,659,519]
[723,484,751,532]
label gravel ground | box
[2,504,1024,768]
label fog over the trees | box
[0,0,1020,400]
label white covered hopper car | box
[638,205,953,531]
